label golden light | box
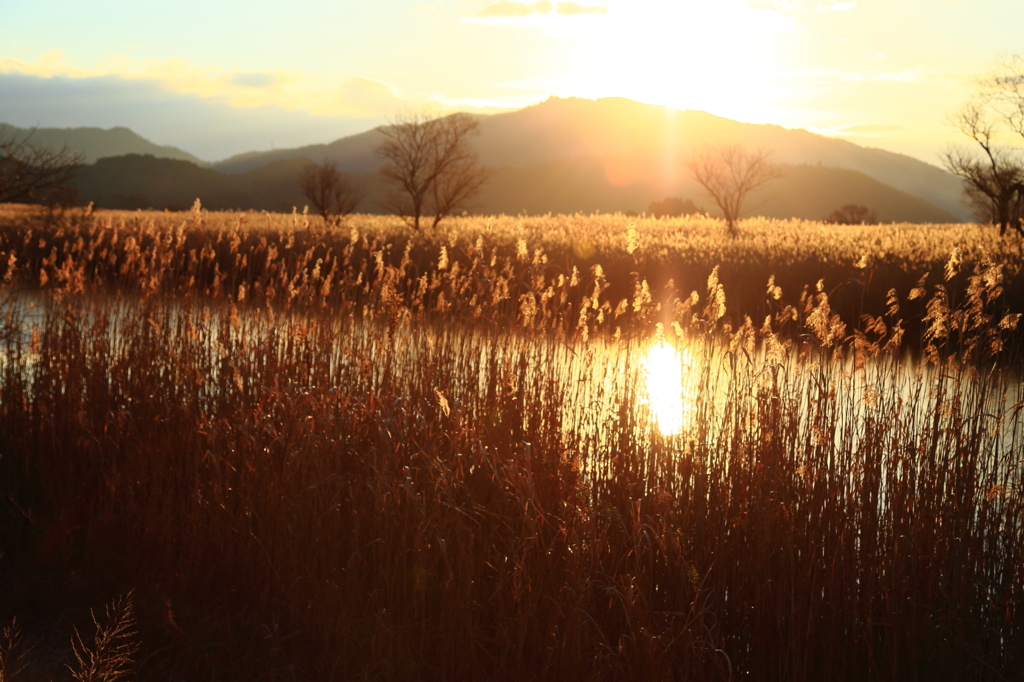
[558,0,795,124]
[640,338,695,436]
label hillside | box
[476,158,956,222]
[754,165,958,223]
[74,155,253,210]
[71,155,372,214]
[213,130,385,175]
[0,123,204,165]
[73,154,957,223]
[211,97,969,221]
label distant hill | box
[0,123,203,165]
[477,159,957,222]
[72,155,374,214]
[74,155,253,210]
[756,165,958,223]
[213,130,385,175]
[59,96,969,222]
[211,96,970,221]
[73,154,957,224]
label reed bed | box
[0,204,1022,681]
[2,202,1023,337]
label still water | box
[3,293,1022,495]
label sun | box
[557,0,793,122]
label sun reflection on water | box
[640,339,696,436]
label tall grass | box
[0,205,1021,680]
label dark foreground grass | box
[0,207,1022,681]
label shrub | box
[647,196,707,218]
[826,203,878,224]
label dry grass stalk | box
[0,207,1022,680]
[67,593,138,682]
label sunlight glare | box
[562,0,794,122]
[640,339,694,436]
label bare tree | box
[299,159,364,227]
[0,131,83,206]
[686,145,781,235]
[943,57,1024,236]
[376,112,488,230]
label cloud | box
[0,61,528,161]
[836,123,908,134]
[0,71,388,161]
[0,53,423,118]
[477,1,551,17]
[816,1,856,12]
[335,76,409,115]
[0,54,438,160]
[230,72,281,88]
[467,0,605,23]
[555,2,606,14]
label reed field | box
[0,201,1022,681]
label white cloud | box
[817,1,857,12]
[0,55,533,159]
[477,1,552,17]
[554,2,607,15]
[464,0,605,24]
[230,72,281,88]
[0,71,383,161]
[0,54,422,117]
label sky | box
[0,0,1019,163]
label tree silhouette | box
[299,159,364,227]
[647,196,707,218]
[0,130,82,206]
[826,204,878,225]
[943,56,1024,236]
[686,145,780,235]
[376,112,488,230]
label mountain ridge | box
[209,97,969,220]
[0,123,204,165]
[71,153,959,224]
[8,96,972,222]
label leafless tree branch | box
[944,59,1024,236]
[0,130,83,206]
[299,159,364,227]
[376,112,488,230]
[686,145,781,235]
